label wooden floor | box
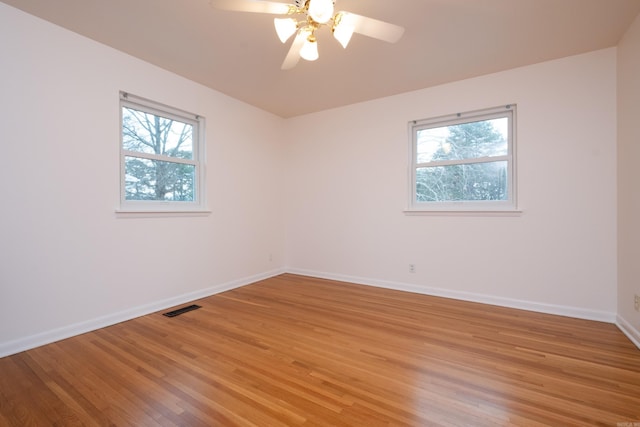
[1,274,640,426]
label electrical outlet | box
[635,294,640,312]
[409,264,415,274]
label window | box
[119,92,206,212]
[408,105,516,212]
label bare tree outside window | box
[122,107,196,202]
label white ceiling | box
[3,0,640,117]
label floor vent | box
[163,304,202,317]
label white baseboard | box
[616,315,640,350]
[286,268,617,323]
[3,267,629,359]
[0,268,286,358]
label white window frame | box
[407,105,518,214]
[118,92,207,214]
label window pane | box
[125,156,195,201]
[122,107,193,160]
[416,161,507,202]
[417,117,508,163]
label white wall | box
[0,3,286,356]
[617,13,640,346]
[286,48,618,321]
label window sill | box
[403,209,522,217]
[115,209,211,218]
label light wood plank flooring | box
[1,274,640,426]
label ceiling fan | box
[209,0,405,70]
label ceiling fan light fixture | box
[210,0,405,70]
[332,12,355,48]
[274,17,298,43]
[307,0,334,24]
[300,34,319,61]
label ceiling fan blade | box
[281,30,306,70]
[342,12,405,43]
[209,0,293,14]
